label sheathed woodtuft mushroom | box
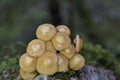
[20,68,37,80]
[19,23,85,80]
[60,45,76,59]
[27,39,45,57]
[45,41,56,53]
[74,35,83,53]
[19,53,37,72]
[57,54,69,72]
[56,25,70,36]
[52,32,71,50]
[36,24,56,41]
[36,52,58,75]
[69,54,85,71]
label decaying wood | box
[76,65,116,80]
[33,65,116,80]
[0,65,115,80]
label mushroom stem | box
[42,75,48,80]
[34,74,48,80]
[26,72,32,80]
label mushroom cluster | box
[19,24,85,80]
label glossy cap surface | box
[69,54,85,71]
[19,53,37,72]
[36,52,58,75]
[36,24,56,41]
[27,39,45,57]
[52,32,71,50]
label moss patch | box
[0,42,119,80]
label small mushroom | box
[19,53,37,72]
[74,35,83,53]
[57,54,69,72]
[36,24,56,41]
[56,25,70,36]
[52,32,71,50]
[45,41,56,53]
[69,54,85,71]
[36,52,58,75]
[20,68,37,80]
[60,45,76,59]
[27,39,45,57]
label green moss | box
[81,43,120,80]
[0,42,119,80]
[0,55,20,80]
[0,42,26,80]
[48,69,75,80]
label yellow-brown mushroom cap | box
[56,25,70,36]
[20,68,38,80]
[36,24,56,41]
[19,53,37,72]
[69,54,85,71]
[52,32,71,50]
[27,39,45,57]
[74,35,83,53]
[60,45,76,59]
[45,41,56,53]
[57,54,69,72]
[36,52,58,75]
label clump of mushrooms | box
[19,23,85,80]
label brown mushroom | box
[56,25,70,36]
[45,41,56,53]
[27,39,45,57]
[19,53,37,72]
[69,54,85,71]
[57,54,69,72]
[20,68,37,80]
[36,24,56,41]
[36,52,58,75]
[74,35,83,53]
[60,45,76,59]
[52,32,71,50]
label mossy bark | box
[0,65,116,80]
[33,65,116,80]
[76,65,115,80]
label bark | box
[34,65,116,80]
[76,65,116,80]
[1,65,115,80]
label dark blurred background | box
[0,0,120,55]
